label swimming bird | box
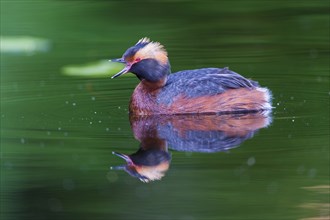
[111,37,272,115]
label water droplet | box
[292,119,295,122]
[308,168,317,178]
[89,122,93,125]
[65,101,69,104]
[72,102,76,106]
[91,96,96,101]
[98,120,102,123]
[106,128,110,132]
[58,127,62,131]
[4,161,13,170]
[62,179,75,191]
[106,172,118,183]
[20,138,25,144]
[185,152,193,157]
[247,157,256,166]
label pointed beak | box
[110,58,125,63]
[110,58,131,79]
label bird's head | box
[111,38,171,88]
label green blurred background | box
[1,1,329,220]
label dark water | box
[1,1,329,220]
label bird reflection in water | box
[111,112,272,182]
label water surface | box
[1,1,329,220]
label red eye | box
[135,58,141,62]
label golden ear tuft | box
[135,37,168,64]
[136,162,169,182]
[136,37,151,45]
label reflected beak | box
[112,151,133,164]
[110,165,126,170]
[110,58,131,79]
